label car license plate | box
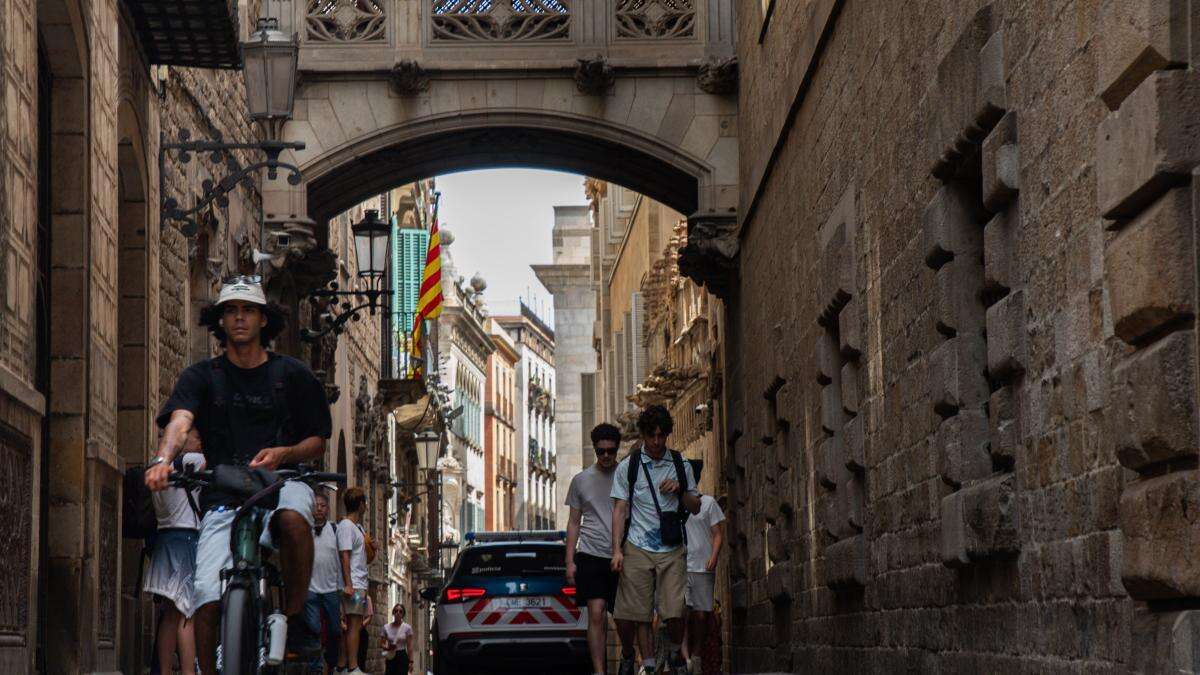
[493,597,548,609]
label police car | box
[424,531,590,674]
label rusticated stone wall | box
[729,0,1200,672]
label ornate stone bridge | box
[261,0,739,253]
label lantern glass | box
[241,18,298,120]
[352,209,391,279]
[416,430,440,467]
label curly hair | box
[590,422,622,446]
[637,404,674,436]
[199,301,287,347]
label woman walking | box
[382,604,414,675]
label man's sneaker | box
[284,614,322,660]
[347,669,366,675]
[617,655,637,675]
[669,651,688,675]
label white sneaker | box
[347,669,366,675]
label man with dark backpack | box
[144,277,332,674]
[610,405,701,675]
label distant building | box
[485,318,520,531]
[496,305,557,529]
[533,204,597,528]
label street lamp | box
[159,17,305,235]
[302,208,396,341]
[415,428,441,468]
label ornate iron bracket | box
[159,129,306,236]
[301,283,393,342]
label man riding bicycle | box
[145,277,333,672]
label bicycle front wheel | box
[220,584,259,675]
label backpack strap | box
[621,448,641,547]
[267,354,292,446]
[671,450,689,513]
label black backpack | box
[121,456,198,540]
[621,448,691,546]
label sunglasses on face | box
[594,446,618,456]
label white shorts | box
[686,572,715,612]
[194,480,315,609]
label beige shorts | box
[613,542,686,622]
[342,589,369,615]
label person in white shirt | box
[304,490,342,673]
[337,486,370,675]
[681,493,724,672]
[382,603,415,675]
[143,448,206,675]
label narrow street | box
[6,0,1200,673]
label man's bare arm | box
[610,498,628,558]
[249,435,327,470]
[565,506,582,573]
[145,410,194,491]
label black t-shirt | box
[156,352,332,510]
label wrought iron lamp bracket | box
[159,129,306,235]
[301,286,394,342]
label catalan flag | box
[411,202,443,373]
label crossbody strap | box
[641,460,666,519]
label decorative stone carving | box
[433,0,570,42]
[697,57,738,95]
[307,0,386,43]
[390,60,431,97]
[616,0,695,39]
[573,56,615,95]
[678,212,738,301]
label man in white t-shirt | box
[304,490,342,672]
[682,492,724,672]
[337,486,370,675]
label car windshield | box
[455,545,565,578]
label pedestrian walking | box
[337,486,371,674]
[610,405,701,675]
[382,604,414,675]
[681,493,724,674]
[143,448,205,675]
[305,490,342,673]
[566,422,635,675]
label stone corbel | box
[697,57,738,95]
[574,56,614,95]
[390,60,430,97]
[678,212,739,301]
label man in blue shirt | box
[610,405,701,675]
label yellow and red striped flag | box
[411,205,443,374]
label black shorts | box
[575,552,619,610]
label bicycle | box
[169,464,346,675]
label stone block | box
[936,409,991,488]
[1097,70,1200,220]
[1097,0,1191,110]
[825,533,868,589]
[1106,187,1195,345]
[986,289,1028,380]
[838,475,865,532]
[767,561,792,604]
[1131,608,1200,673]
[927,6,1000,178]
[730,580,748,611]
[983,208,1017,293]
[840,361,860,416]
[929,335,989,418]
[988,385,1021,467]
[982,111,1019,212]
[941,473,1019,568]
[977,30,1007,123]
[844,414,865,473]
[819,223,853,323]
[815,436,839,489]
[766,523,790,563]
[934,255,986,338]
[816,331,839,385]
[1121,471,1200,599]
[821,383,847,434]
[839,296,864,359]
[1112,330,1199,473]
[923,185,985,269]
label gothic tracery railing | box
[615,0,694,39]
[307,0,386,42]
[432,0,571,42]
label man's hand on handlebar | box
[144,462,172,492]
[249,446,292,471]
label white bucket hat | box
[216,276,267,306]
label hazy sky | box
[434,169,589,320]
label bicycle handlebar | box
[166,467,347,489]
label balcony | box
[124,0,242,69]
[296,0,736,72]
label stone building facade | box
[484,318,520,532]
[720,0,1200,672]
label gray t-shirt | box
[565,464,617,559]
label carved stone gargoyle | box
[677,212,739,301]
[697,57,739,95]
[574,56,614,95]
[390,60,431,97]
